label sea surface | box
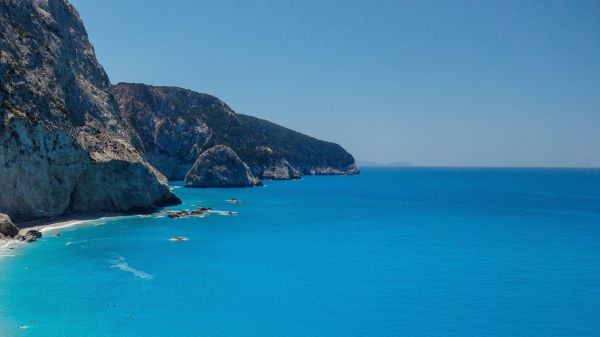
[1,168,600,337]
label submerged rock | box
[0,0,179,220]
[184,145,262,188]
[0,213,19,238]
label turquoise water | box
[1,168,600,337]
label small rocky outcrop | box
[15,229,43,242]
[0,0,180,221]
[184,145,262,188]
[168,207,212,218]
[112,83,359,181]
[0,213,42,242]
[0,213,19,238]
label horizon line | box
[357,164,600,170]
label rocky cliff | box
[185,145,262,188]
[112,83,359,182]
[0,213,18,238]
[0,0,179,221]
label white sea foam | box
[65,238,110,246]
[110,256,154,280]
[208,210,238,216]
[168,236,189,242]
[0,240,21,259]
[1,240,16,249]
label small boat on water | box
[53,231,61,237]
[226,197,240,204]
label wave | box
[65,238,111,246]
[208,210,238,216]
[0,240,20,259]
[168,236,189,242]
[110,256,154,280]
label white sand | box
[15,212,124,235]
[1,213,124,258]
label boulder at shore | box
[15,230,43,243]
[0,213,19,238]
[184,145,262,188]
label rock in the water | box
[16,229,43,242]
[168,207,212,218]
[0,0,180,221]
[184,145,262,188]
[0,213,19,238]
[112,83,359,181]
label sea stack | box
[184,145,262,188]
[0,0,180,221]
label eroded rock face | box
[15,229,42,242]
[112,83,359,181]
[0,213,18,238]
[184,145,262,188]
[0,0,179,220]
[261,159,302,180]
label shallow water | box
[1,168,600,336]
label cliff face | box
[0,0,179,220]
[184,145,262,188]
[112,83,359,182]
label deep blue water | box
[1,168,600,337]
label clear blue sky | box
[71,0,600,167]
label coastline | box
[15,212,126,235]
[1,212,126,256]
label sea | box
[1,167,599,337]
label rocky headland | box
[112,83,359,186]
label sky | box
[70,0,600,167]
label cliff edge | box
[0,0,179,220]
[112,83,359,183]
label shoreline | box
[1,212,127,256]
[14,212,126,235]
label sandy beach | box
[14,212,125,235]
[0,213,126,256]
